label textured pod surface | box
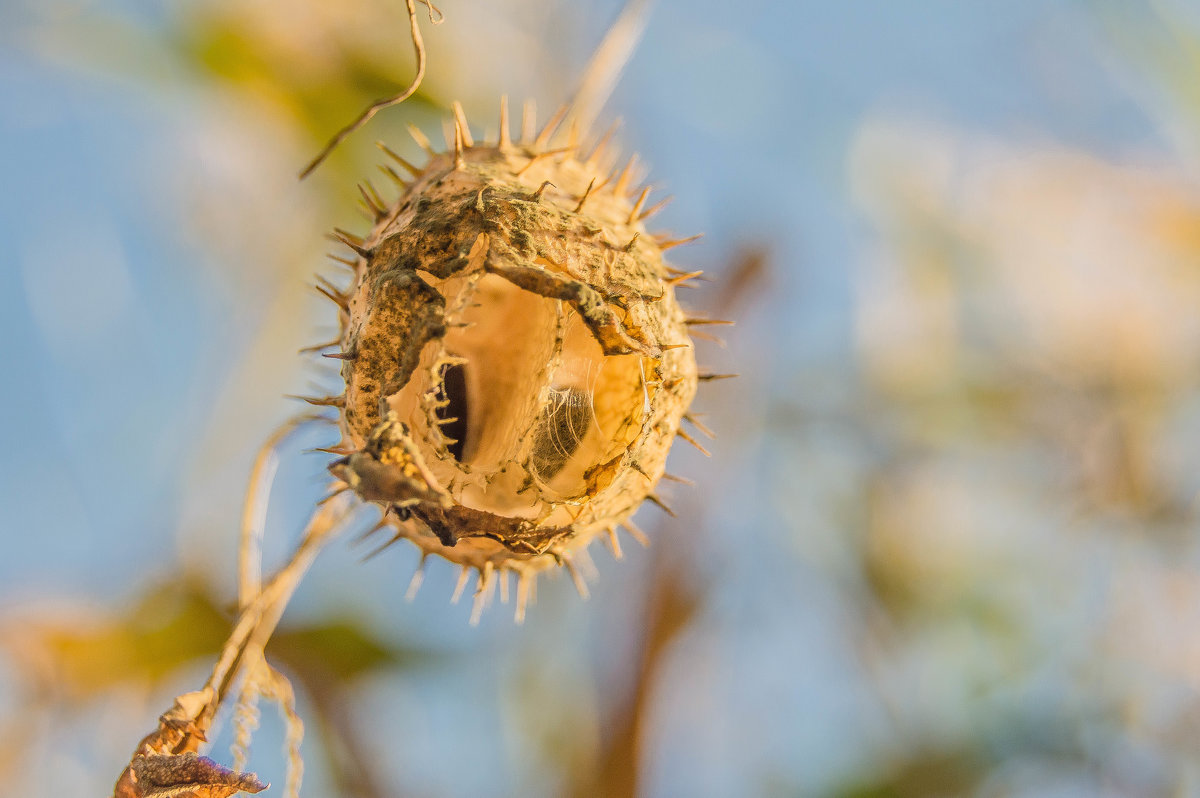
[324,101,700,619]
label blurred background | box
[4,0,1200,795]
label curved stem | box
[298,0,436,180]
[239,414,329,609]
[112,497,350,798]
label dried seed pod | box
[324,101,700,620]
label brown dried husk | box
[326,102,697,618]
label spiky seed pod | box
[325,100,700,621]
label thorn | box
[331,228,373,259]
[621,521,650,547]
[498,568,510,604]
[665,269,704,286]
[451,565,471,604]
[364,178,387,208]
[357,180,386,218]
[630,460,652,481]
[498,94,511,149]
[662,472,695,486]
[406,554,428,601]
[451,101,475,148]
[586,119,620,167]
[315,273,349,302]
[520,99,536,144]
[690,327,728,343]
[637,195,673,222]
[478,561,496,595]
[470,591,485,625]
[530,181,554,202]
[589,173,613,197]
[685,318,735,327]
[534,104,569,148]
[660,343,691,351]
[613,154,638,197]
[451,112,467,168]
[407,124,436,156]
[627,186,651,224]
[298,339,340,354]
[605,526,623,560]
[658,233,704,251]
[361,530,405,562]
[515,570,532,624]
[378,163,409,188]
[646,493,677,517]
[307,445,355,455]
[322,351,356,361]
[468,578,487,624]
[676,428,712,457]
[623,232,641,252]
[358,183,386,220]
[576,547,599,582]
[286,394,345,408]
[698,372,739,382]
[470,562,493,625]
[313,284,349,314]
[376,141,422,176]
[328,228,364,246]
[326,253,357,268]
[574,177,597,213]
[562,555,589,600]
[684,413,716,439]
[352,513,391,546]
[318,485,349,505]
[516,146,574,176]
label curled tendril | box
[299,0,445,180]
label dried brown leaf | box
[130,753,266,798]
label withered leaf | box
[130,752,266,798]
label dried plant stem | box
[211,505,337,718]
[298,0,443,179]
[226,414,330,796]
[112,495,351,798]
[240,414,328,607]
[262,663,305,798]
[567,0,653,136]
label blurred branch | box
[303,680,390,798]
[567,547,700,798]
[567,0,653,136]
[711,244,768,317]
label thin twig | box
[209,497,348,721]
[231,416,340,796]
[239,413,328,608]
[112,497,351,797]
[298,0,444,180]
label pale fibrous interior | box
[386,273,647,521]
